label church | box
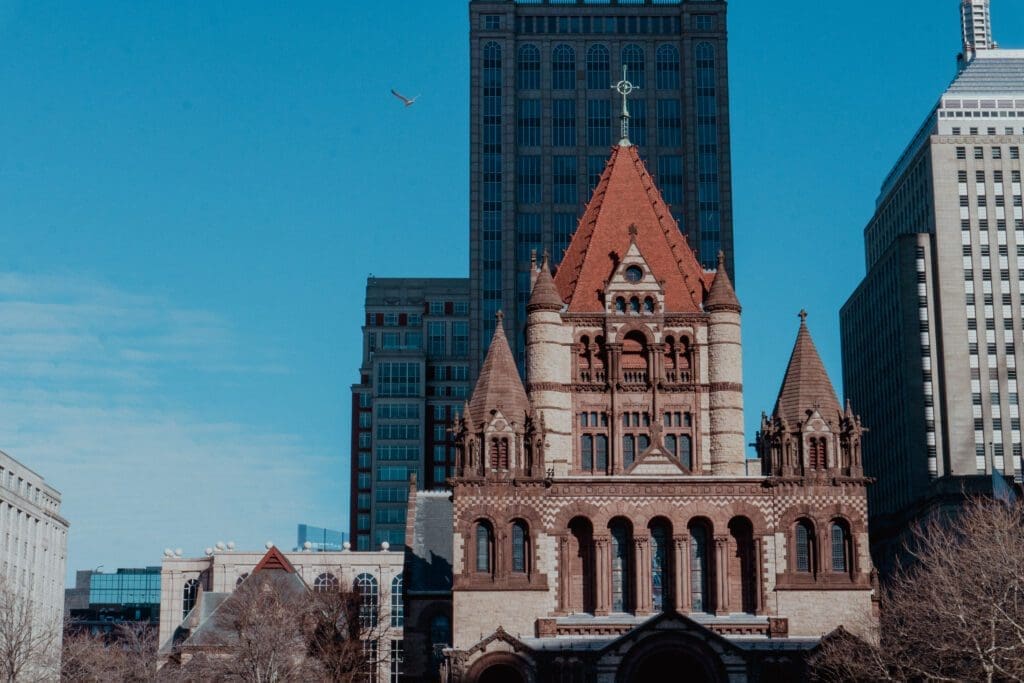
[402,112,877,683]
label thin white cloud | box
[0,272,340,577]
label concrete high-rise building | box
[962,0,995,61]
[841,4,1024,570]
[349,277,471,552]
[469,0,734,373]
[0,449,69,669]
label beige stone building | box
[405,121,878,682]
[157,544,405,681]
[0,448,68,674]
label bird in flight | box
[391,89,419,107]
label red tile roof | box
[704,251,741,313]
[467,314,531,426]
[552,145,709,313]
[528,254,565,312]
[773,312,842,426]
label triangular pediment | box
[599,611,745,659]
[625,445,689,475]
[253,546,296,574]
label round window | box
[625,265,643,282]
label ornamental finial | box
[798,309,808,323]
[612,65,637,147]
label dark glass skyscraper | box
[469,0,734,372]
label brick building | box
[406,122,877,682]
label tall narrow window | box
[795,520,814,574]
[581,434,594,471]
[610,520,631,612]
[680,435,692,470]
[650,521,670,611]
[552,100,577,147]
[623,435,635,469]
[552,44,576,90]
[355,573,379,627]
[622,44,645,88]
[390,575,404,627]
[587,99,612,147]
[517,44,540,89]
[689,524,710,612]
[182,578,199,619]
[512,521,529,573]
[490,437,509,470]
[587,44,610,90]
[656,44,680,89]
[664,434,677,458]
[831,523,849,573]
[638,433,650,452]
[476,522,494,573]
[595,435,608,471]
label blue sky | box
[1,0,1022,578]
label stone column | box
[673,534,688,613]
[714,535,729,615]
[558,536,571,614]
[633,536,651,615]
[594,536,610,616]
[754,536,766,615]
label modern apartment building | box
[65,566,161,635]
[841,0,1024,570]
[469,0,734,372]
[349,278,471,552]
[0,449,69,665]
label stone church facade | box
[418,138,876,683]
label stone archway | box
[616,635,725,683]
[478,663,527,683]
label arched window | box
[615,297,626,313]
[729,517,757,614]
[475,521,494,573]
[391,575,404,627]
[355,573,379,627]
[587,44,610,89]
[629,297,640,313]
[638,433,651,452]
[831,522,850,573]
[664,434,677,458]
[795,520,815,574]
[552,44,576,90]
[689,522,711,613]
[429,613,451,649]
[314,572,339,592]
[643,297,654,313]
[649,519,671,612]
[235,573,248,587]
[623,434,636,469]
[622,44,645,88]
[609,519,632,612]
[656,44,680,89]
[680,435,693,470]
[568,517,596,613]
[182,578,199,618]
[512,520,529,573]
[517,44,540,89]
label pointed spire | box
[467,313,531,426]
[612,64,637,147]
[772,310,842,426]
[705,250,741,313]
[528,252,564,313]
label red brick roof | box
[773,312,841,426]
[467,314,531,426]
[528,255,565,312]
[552,145,709,313]
[252,546,296,574]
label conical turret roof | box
[467,313,531,426]
[552,145,710,313]
[704,251,741,312]
[773,311,841,425]
[528,254,564,312]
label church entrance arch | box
[616,635,725,683]
[478,663,527,683]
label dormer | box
[605,232,665,317]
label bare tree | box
[812,497,1024,682]
[0,576,60,683]
[172,569,392,683]
[61,622,157,682]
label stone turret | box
[525,255,572,476]
[757,311,865,478]
[705,251,745,475]
[455,313,545,480]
